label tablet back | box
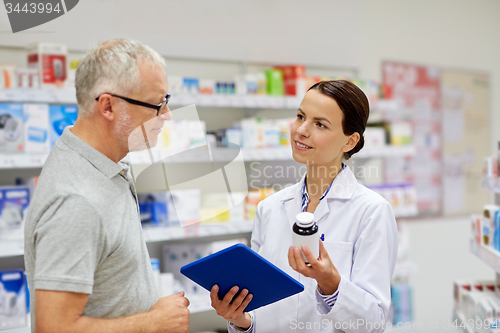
[180,243,304,312]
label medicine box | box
[49,104,78,148]
[138,192,169,226]
[0,103,24,153]
[0,270,27,330]
[0,186,30,235]
[23,104,50,153]
[27,43,67,89]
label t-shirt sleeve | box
[32,194,105,294]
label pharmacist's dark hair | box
[308,80,369,160]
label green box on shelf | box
[265,69,284,96]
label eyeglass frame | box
[95,93,171,116]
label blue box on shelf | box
[49,104,78,148]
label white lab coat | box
[229,165,398,333]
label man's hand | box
[148,291,190,333]
[210,285,252,329]
[288,239,341,295]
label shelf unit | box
[0,220,253,258]
[0,145,417,168]
[0,86,417,330]
[456,176,500,333]
[469,239,500,274]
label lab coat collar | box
[280,165,357,202]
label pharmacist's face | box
[290,89,353,167]
[119,62,171,152]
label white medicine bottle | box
[292,212,319,264]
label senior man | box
[24,38,189,333]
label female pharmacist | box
[210,80,398,333]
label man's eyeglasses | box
[95,93,171,116]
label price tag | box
[4,155,18,167]
[4,90,19,101]
[47,91,59,103]
[198,94,215,107]
[243,96,257,108]
[0,90,8,101]
[18,241,24,253]
[24,90,37,102]
[285,97,301,109]
[270,97,284,109]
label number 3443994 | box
[5,2,62,14]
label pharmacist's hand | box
[148,291,190,333]
[288,239,341,295]
[210,285,253,330]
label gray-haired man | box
[24,38,190,333]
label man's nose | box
[159,105,172,121]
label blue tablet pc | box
[180,243,304,312]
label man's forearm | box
[37,312,155,333]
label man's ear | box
[342,132,360,153]
[96,94,116,122]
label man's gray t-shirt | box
[24,127,159,329]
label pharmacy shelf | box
[0,221,253,258]
[482,176,500,193]
[0,239,25,258]
[169,93,303,109]
[469,239,500,274]
[0,327,29,333]
[129,145,417,165]
[0,88,304,109]
[142,220,253,243]
[0,153,48,169]
[0,145,416,169]
[0,88,76,104]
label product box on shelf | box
[274,65,306,96]
[200,192,245,223]
[27,43,67,89]
[16,68,39,89]
[367,183,418,218]
[484,156,499,179]
[23,103,50,153]
[391,283,412,324]
[387,121,413,146]
[245,188,275,221]
[453,279,500,328]
[480,205,500,249]
[364,127,386,149]
[138,192,169,226]
[471,215,482,245]
[49,104,78,147]
[265,69,284,96]
[0,270,27,330]
[0,186,30,240]
[167,189,201,227]
[182,78,199,94]
[0,64,16,89]
[0,103,24,153]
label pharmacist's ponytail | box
[308,80,369,160]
